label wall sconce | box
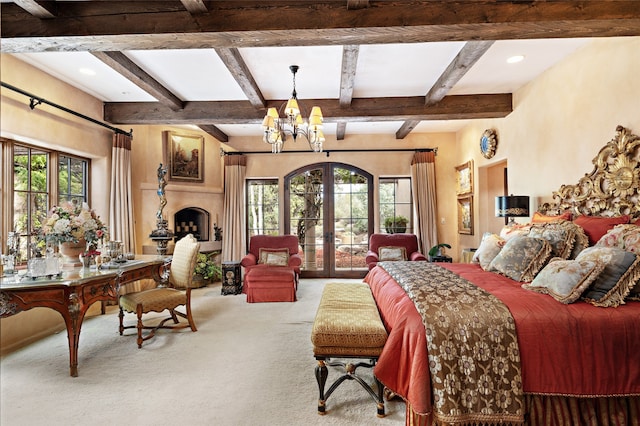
[496,195,530,226]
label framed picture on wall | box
[163,131,204,182]
[455,160,473,196]
[457,196,474,235]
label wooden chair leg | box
[185,291,197,332]
[118,307,125,336]
[136,304,144,349]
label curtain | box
[109,133,136,253]
[222,155,247,262]
[411,151,438,254]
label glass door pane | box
[289,168,324,273]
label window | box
[58,155,88,204]
[246,179,279,238]
[7,142,89,263]
[379,177,413,234]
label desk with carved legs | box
[0,256,167,377]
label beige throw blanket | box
[379,261,524,425]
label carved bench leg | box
[375,375,385,418]
[315,359,328,415]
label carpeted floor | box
[1,279,406,426]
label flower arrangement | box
[41,201,108,246]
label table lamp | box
[496,195,530,226]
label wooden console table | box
[0,256,167,377]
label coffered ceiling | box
[2,1,639,143]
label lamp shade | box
[495,195,530,217]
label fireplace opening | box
[174,207,210,242]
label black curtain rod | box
[1,81,133,137]
[221,147,437,157]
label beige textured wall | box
[454,36,640,250]
[1,54,113,353]
[128,125,225,254]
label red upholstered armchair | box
[240,235,303,276]
[366,233,427,270]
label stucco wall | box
[454,36,640,250]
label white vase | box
[59,239,85,267]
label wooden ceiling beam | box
[396,40,494,139]
[337,44,360,140]
[12,0,56,19]
[425,41,495,106]
[180,0,208,14]
[91,51,185,111]
[214,47,266,109]
[198,125,229,143]
[347,0,369,11]
[104,94,512,125]
[3,1,640,52]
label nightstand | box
[430,255,452,263]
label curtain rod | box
[220,147,437,157]
[1,81,133,137]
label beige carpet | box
[1,279,406,426]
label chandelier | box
[261,65,325,154]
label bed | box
[363,126,640,425]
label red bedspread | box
[364,263,640,418]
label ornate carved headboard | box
[539,125,640,219]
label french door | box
[285,163,373,278]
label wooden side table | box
[430,255,452,263]
[221,261,242,295]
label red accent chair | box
[365,233,427,270]
[241,235,302,303]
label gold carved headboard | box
[540,125,640,219]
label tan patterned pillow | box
[528,222,577,260]
[523,259,605,304]
[378,246,407,261]
[472,232,505,270]
[488,236,553,282]
[259,248,289,266]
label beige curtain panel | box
[411,151,438,254]
[222,155,247,262]
[109,133,136,253]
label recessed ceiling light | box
[79,67,96,76]
[506,55,525,64]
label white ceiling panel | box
[239,46,343,100]
[355,42,466,98]
[450,38,592,95]
[12,51,157,102]
[124,49,248,101]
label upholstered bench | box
[243,267,297,303]
[310,282,388,417]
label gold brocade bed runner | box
[379,261,524,425]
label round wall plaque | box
[480,129,498,159]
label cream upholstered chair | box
[119,234,201,348]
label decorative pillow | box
[488,236,553,282]
[573,215,630,246]
[472,232,505,270]
[378,246,407,261]
[522,259,605,304]
[575,246,640,307]
[258,248,289,266]
[532,211,572,223]
[528,222,576,259]
[595,224,640,254]
[499,224,531,241]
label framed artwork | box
[163,131,204,182]
[457,196,474,235]
[455,160,473,196]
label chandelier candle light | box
[262,65,325,154]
